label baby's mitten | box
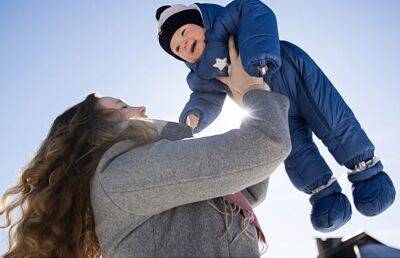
[309,179,352,232]
[347,157,396,216]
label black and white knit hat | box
[156,4,204,61]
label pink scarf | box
[223,192,266,244]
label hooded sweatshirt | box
[90,89,291,257]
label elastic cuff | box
[311,177,338,195]
[250,55,280,76]
[344,149,375,169]
[305,174,332,194]
[310,181,342,206]
[348,161,383,183]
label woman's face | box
[170,24,206,63]
[98,97,147,121]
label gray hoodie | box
[90,89,291,257]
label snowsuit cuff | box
[311,177,338,195]
[343,149,375,169]
[348,158,383,183]
[309,180,342,205]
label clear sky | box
[1,0,399,257]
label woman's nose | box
[137,106,146,116]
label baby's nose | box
[183,39,191,51]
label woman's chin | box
[127,115,148,120]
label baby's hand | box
[186,113,200,129]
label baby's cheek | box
[197,42,206,60]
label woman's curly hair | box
[0,93,158,258]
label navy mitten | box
[309,179,352,232]
[348,159,396,216]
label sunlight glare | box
[196,97,250,137]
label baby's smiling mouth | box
[191,40,197,53]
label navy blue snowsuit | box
[177,0,395,231]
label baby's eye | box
[121,105,128,109]
[181,29,186,36]
[176,46,180,53]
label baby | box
[155,0,395,232]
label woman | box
[1,38,291,257]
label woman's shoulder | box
[96,140,140,174]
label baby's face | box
[170,24,206,63]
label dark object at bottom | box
[316,231,400,258]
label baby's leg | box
[285,115,351,232]
[284,41,396,216]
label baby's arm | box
[211,0,281,76]
[179,90,226,133]
[179,70,228,133]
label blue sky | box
[1,0,399,257]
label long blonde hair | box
[0,93,158,257]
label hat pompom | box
[156,5,171,21]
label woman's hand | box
[217,37,266,106]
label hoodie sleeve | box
[209,0,281,76]
[98,90,291,216]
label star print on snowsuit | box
[213,57,228,71]
[179,0,396,232]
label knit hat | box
[156,4,204,61]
